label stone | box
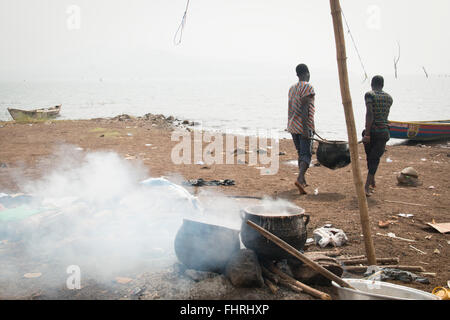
[225,249,264,288]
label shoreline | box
[0,115,449,299]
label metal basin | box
[332,279,440,300]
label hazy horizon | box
[1,0,450,81]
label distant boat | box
[389,120,450,141]
[7,105,61,121]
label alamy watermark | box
[171,126,280,176]
[66,5,81,30]
[66,265,81,290]
[366,5,381,31]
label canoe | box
[7,105,61,121]
[389,120,450,141]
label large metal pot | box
[316,140,351,170]
[240,205,310,260]
[174,219,240,273]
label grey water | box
[1,74,449,142]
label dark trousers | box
[291,133,313,166]
[364,131,390,175]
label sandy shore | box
[0,116,449,299]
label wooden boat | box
[7,105,61,121]
[389,120,450,141]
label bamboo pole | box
[329,0,377,266]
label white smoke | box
[0,145,302,297]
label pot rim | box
[182,218,240,233]
[243,205,306,218]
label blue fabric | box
[291,133,313,165]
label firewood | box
[264,278,279,294]
[266,263,332,300]
[261,266,280,284]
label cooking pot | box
[240,205,310,260]
[316,140,351,170]
[174,219,240,273]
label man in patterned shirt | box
[362,75,393,197]
[288,64,315,195]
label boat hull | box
[7,105,61,121]
[389,120,450,141]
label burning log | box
[263,278,279,294]
[265,262,332,300]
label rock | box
[401,167,418,178]
[397,173,422,187]
[184,269,219,282]
[279,152,286,156]
[225,249,264,288]
[182,120,190,125]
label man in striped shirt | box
[288,64,315,195]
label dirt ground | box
[0,117,448,300]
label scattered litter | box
[426,222,450,234]
[421,158,427,162]
[75,147,84,151]
[364,267,429,284]
[378,220,397,229]
[279,152,286,156]
[313,226,348,248]
[183,179,235,187]
[0,163,7,168]
[425,235,433,240]
[428,186,436,190]
[432,287,450,300]
[115,277,133,284]
[127,133,133,136]
[195,161,205,165]
[409,245,427,255]
[314,188,319,196]
[398,213,414,218]
[305,238,315,245]
[145,144,153,147]
[125,156,137,160]
[24,273,42,279]
[433,249,441,255]
[386,158,393,163]
[376,232,416,243]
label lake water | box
[1,75,449,142]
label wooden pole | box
[329,0,377,266]
[246,220,355,289]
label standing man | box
[363,75,393,197]
[288,64,315,195]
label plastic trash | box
[364,267,430,284]
[313,226,348,248]
[141,177,203,212]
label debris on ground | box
[397,167,422,187]
[313,226,348,248]
[183,179,235,187]
[364,267,430,284]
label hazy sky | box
[1,0,449,80]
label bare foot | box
[295,181,308,195]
